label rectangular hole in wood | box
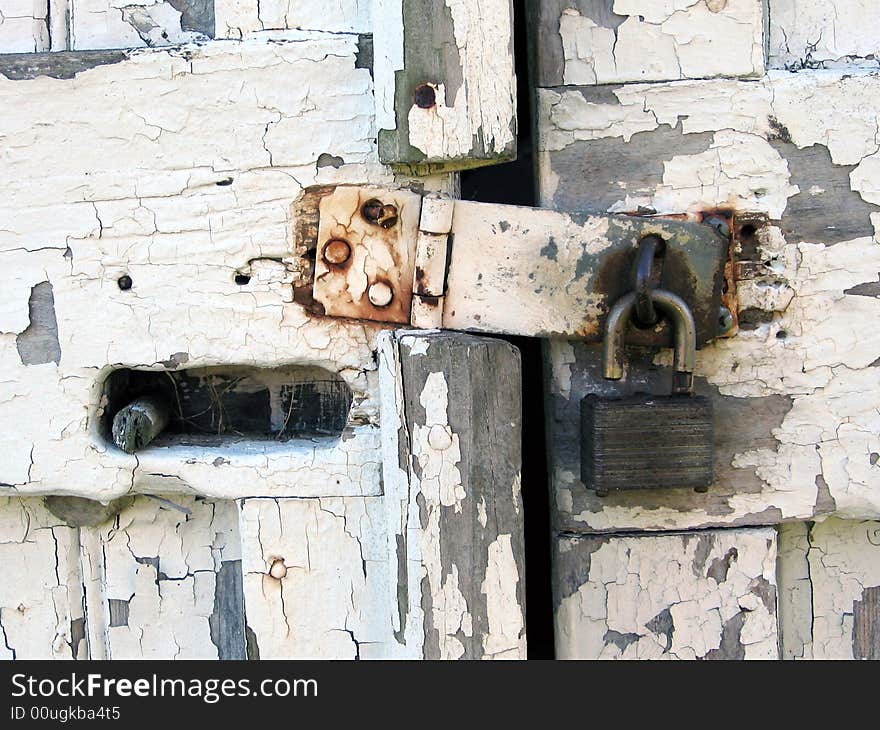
[100,365,353,448]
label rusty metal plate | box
[313,186,422,324]
[441,201,728,347]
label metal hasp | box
[307,186,730,347]
[581,291,714,497]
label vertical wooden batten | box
[380,330,527,658]
[374,0,518,175]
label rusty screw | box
[368,282,394,307]
[361,198,399,229]
[414,83,436,109]
[322,238,352,266]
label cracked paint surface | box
[406,0,515,159]
[0,493,395,659]
[770,0,880,70]
[0,497,84,659]
[0,0,50,52]
[0,32,423,502]
[69,0,210,50]
[375,0,516,170]
[557,0,764,85]
[539,69,880,531]
[555,527,778,659]
[95,495,241,658]
[239,496,391,659]
[214,0,370,39]
[0,13,517,659]
[778,517,880,659]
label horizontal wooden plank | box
[555,527,778,659]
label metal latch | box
[301,186,732,347]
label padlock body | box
[581,394,713,493]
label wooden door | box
[532,0,880,659]
[0,0,526,659]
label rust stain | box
[311,186,420,325]
[721,211,771,338]
[362,198,400,229]
[414,265,433,297]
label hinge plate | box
[313,186,422,324]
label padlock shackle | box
[603,289,697,390]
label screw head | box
[414,83,436,109]
[368,281,393,307]
[718,306,735,334]
[269,559,287,580]
[362,199,399,229]
[117,275,133,290]
[322,239,352,266]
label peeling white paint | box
[481,534,525,658]
[541,68,880,530]
[0,34,399,502]
[0,0,525,663]
[240,496,391,659]
[96,496,240,658]
[0,0,49,52]
[779,517,880,659]
[0,497,84,659]
[556,528,778,659]
[770,0,880,70]
[414,372,465,511]
[215,0,371,39]
[405,0,516,160]
[558,0,764,85]
[69,0,208,50]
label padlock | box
[581,289,713,497]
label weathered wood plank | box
[529,0,765,87]
[554,527,778,659]
[0,497,85,659]
[0,33,402,503]
[375,0,517,174]
[239,496,390,659]
[777,517,880,659]
[769,0,880,69]
[384,330,527,658]
[93,496,244,659]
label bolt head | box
[377,205,399,229]
[269,559,287,580]
[361,199,398,229]
[323,239,351,266]
[117,275,133,291]
[368,282,393,307]
[427,425,452,451]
